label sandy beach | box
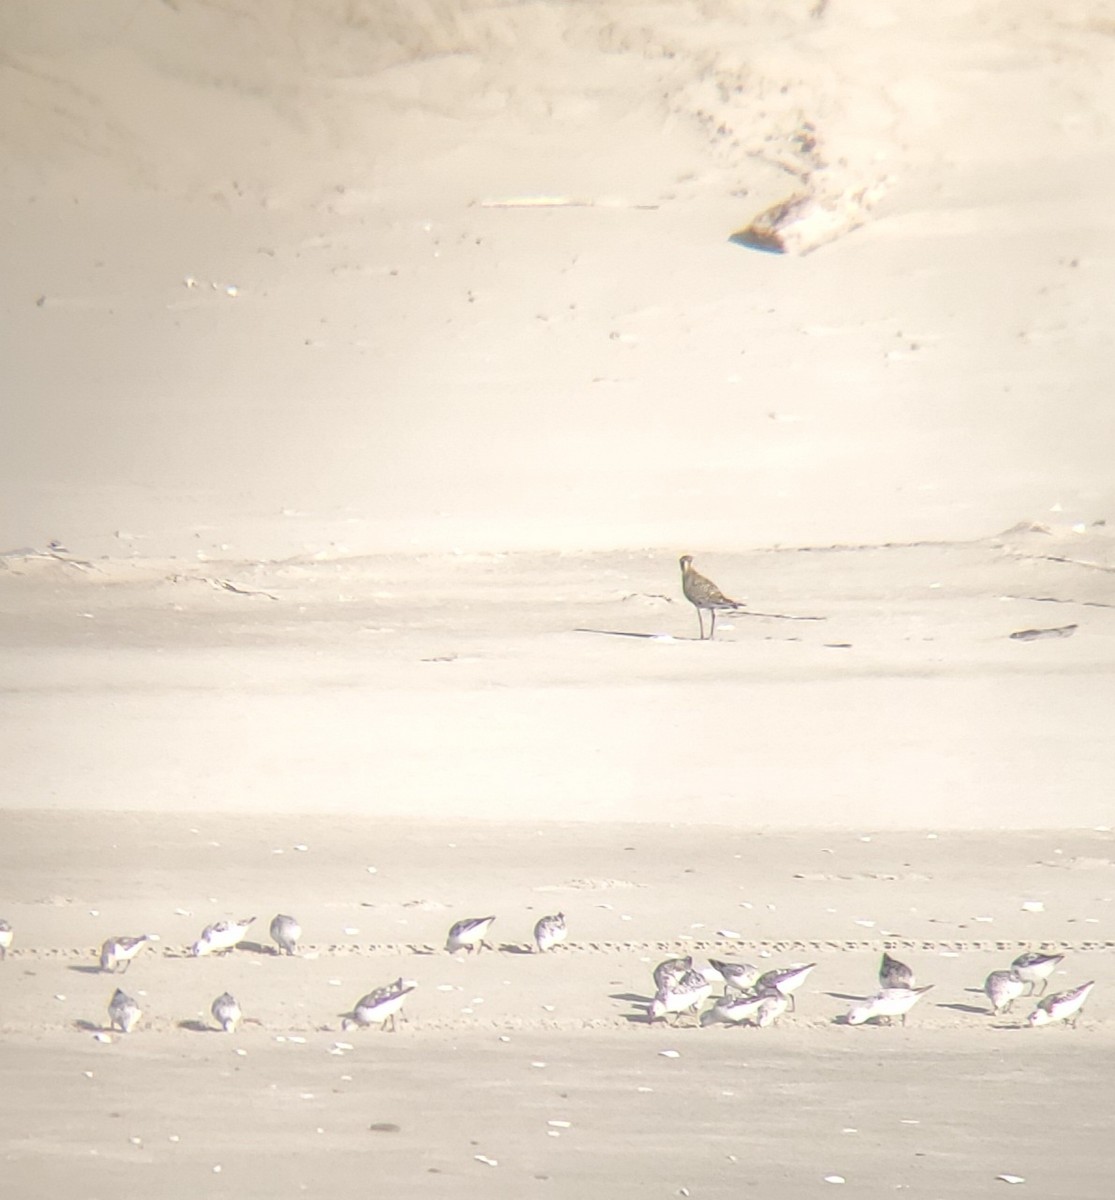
[3,1,1115,1196]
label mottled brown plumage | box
[679,555,745,640]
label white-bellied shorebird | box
[708,959,761,994]
[108,988,142,1033]
[446,916,495,954]
[648,969,712,1025]
[100,934,158,973]
[0,919,12,960]
[699,990,767,1027]
[846,985,933,1026]
[211,992,242,1032]
[191,916,255,957]
[533,913,567,952]
[755,963,816,1012]
[1028,980,1094,1028]
[269,914,301,956]
[1011,951,1064,996]
[342,979,415,1031]
[879,951,914,990]
[679,555,746,640]
[653,956,693,991]
[984,969,1026,1016]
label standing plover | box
[755,963,816,1012]
[100,934,158,973]
[653,956,694,990]
[648,969,712,1025]
[879,952,914,990]
[190,916,255,957]
[211,992,242,1032]
[846,986,933,1027]
[984,969,1026,1016]
[708,959,760,993]
[533,913,567,953]
[1027,980,1094,1028]
[1011,951,1064,996]
[699,991,767,1027]
[0,919,12,960]
[269,914,301,956]
[342,979,415,1031]
[679,556,747,641]
[446,916,496,954]
[108,988,142,1034]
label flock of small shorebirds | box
[0,914,1096,1036]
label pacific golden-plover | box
[679,555,746,640]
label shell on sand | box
[731,181,887,256]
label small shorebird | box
[211,992,242,1033]
[446,916,495,955]
[754,990,789,1028]
[0,919,12,960]
[984,969,1026,1016]
[100,934,158,973]
[879,952,914,990]
[648,969,712,1025]
[679,555,747,640]
[847,986,933,1027]
[1028,980,1094,1028]
[653,956,694,991]
[342,979,415,1032]
[533,913,567,953]
[755,963,816,1012]
[1011,951,1064,996]
[191,916,256,957]
[700,990,767,1027]
[708,959,761,994]
[108,988,142,1034]
[269,914,301,957]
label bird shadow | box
[498,943,533,956]
[237,941,275,956]
[74,1018,107,1033]
[573,627,680,640]
[610,991,653,1004]
[177,1019,217,1034]
[67,964,105,975]
[825,991,867,1002]
[937,1002,989,1015]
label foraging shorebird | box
[984,969,1026,1016]
[755,963,816,1012]
[211,992,242,1032]
[653,956,694,991]
[648,969,712,1025]
[708,959,761,994]
[108,988,142,1034]
[0,919,12,960]
[1011,951,1064,996]
[1028,980,1094,1028]
[100,934,158,974]
[269,914,301,957]
[847,986,933,1027]
[679,555,746,640]
[754,990,790,1028]
[342,979,415,1032]
[879,952,914,990]
[533,913,567,953]
[700,990,768,1027]
[446,916,495,955]
[191,916,255,957]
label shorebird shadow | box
[610,991,653,1004]
[573,627,680,640]
[178,1019,216,1033]
[237,941,274,956]
[825,991,867,1002]
[499,943,533,955]
[937,1002,988,1015]
[73,1019,105,1033]
[620,1010,652,1025]
[68,964,104,975]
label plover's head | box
[846,1004,872,1026]
[679,555,693,569]
[1027,1007,1050,1027]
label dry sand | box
[3,2,1115,1197]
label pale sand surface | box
[4,1,1115,1195]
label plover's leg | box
[121,959,131,975]
[1036,979,1048,997]
[696,609,705,640]
[709,609,717,640]
[786,994,795,1013]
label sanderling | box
[846,985,933,1027]
[269,914,301,956]
[99,934,158,973]
[699,991,767,1027]
[342,979,415,1031]
[707,959,761,993]
[755,963,816,1012]
[1027,980,1094,1028]
[879,951,915,990]
[108,987,142,1034]
[1011,951,1064,996]
[984,969,1026,1016]
[648,968,712,1025]
[446,916,496,954]
[0,919,12,960]
[679,555,747,640]
[191,916,256,957]
[211,992,242,1032]
[533,913,567,953]
[653,956,694,990]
